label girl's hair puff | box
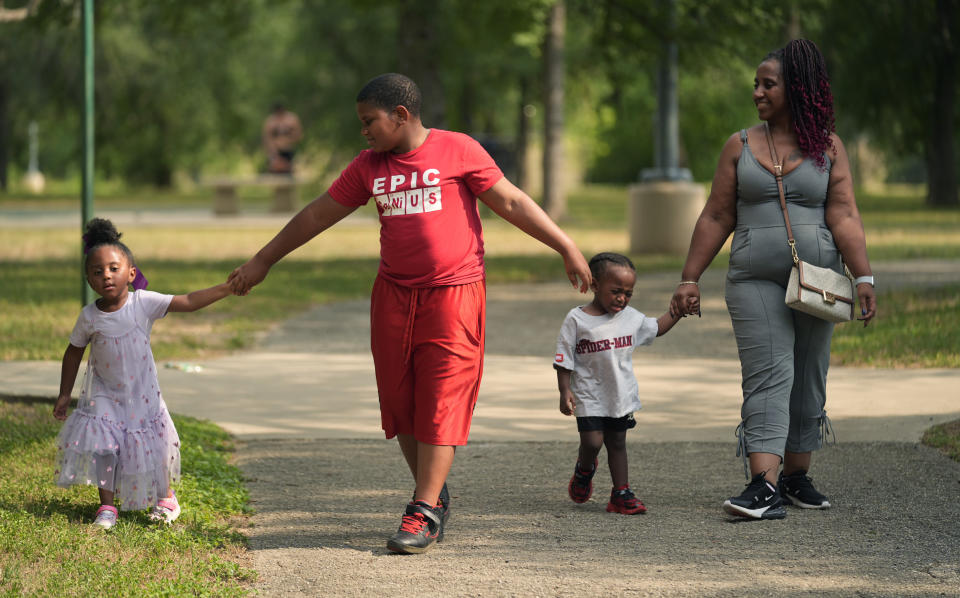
[83,218,135,269]
[765,39,835,169]
[588,252,635,281]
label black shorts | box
[576,413,636,432]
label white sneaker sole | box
[783,493,831,509]
[92,516,117,529]
[722,500,786,519]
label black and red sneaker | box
[606,485,647,514]
[568,458,598,503]
[409,482,451,537]
[438,482,451,531]
[386,501,444,554]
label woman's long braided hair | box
[766,39,835,169]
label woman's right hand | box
[671,283,701,317]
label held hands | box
[53,395,71,421]
[559,389,576,416]
[227,257,270,296]
[856,283,877,327]
[670,283,701,318]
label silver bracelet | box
[678,280,699,286]
[854,275,875,287]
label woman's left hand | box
[856,282,877,326]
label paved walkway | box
[2,258,959,596]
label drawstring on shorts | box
[401,287,419,369]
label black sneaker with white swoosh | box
[779,470,831,509]
[723,472,787,519]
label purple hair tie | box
[132,270,149,291]
[82,233,93,255]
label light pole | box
[628,0,704,255]
[81,0,94,305]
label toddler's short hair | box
[356,73,422,118]
[588,252,635,280]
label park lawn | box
[1,183,957,365]
[0,398,254,596]
[831,283,960,368]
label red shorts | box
[370,276,486,445]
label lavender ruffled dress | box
[55,290,180,510]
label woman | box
[671,39,877,520]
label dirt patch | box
[235,439,960,597]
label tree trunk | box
[926,0,958,207]
[397,1,445,129]
[0,80,7,191]
[542,0,565,219]
[516,76,532,192]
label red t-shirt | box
[328,129,503,287]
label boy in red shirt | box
[229,73,590,554]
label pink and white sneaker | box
[93,505,118,529]
[148,492,181,524]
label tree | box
[568,0,787,182]
[542,0,565,218]
[822,0,959,206]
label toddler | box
[53,218,233,529]
[554,252,686,514]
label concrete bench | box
[204,175,301,215]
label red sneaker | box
[606,485,647,514]
[568,459,598,503]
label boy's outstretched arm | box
[229,193,357,295]
[53,344,86,420]
[168,282,233,313]
[478,178,591,293]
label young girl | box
[53,218,233,529]
[553,252,686,514]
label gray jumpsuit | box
[725,130,839,465]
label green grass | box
[0,398,253,596]
[831,284,960,368]
[0,258,378,361]
[922,419,960,462]
[1,183,956,365]
[0,252,682,362]
[0,178,323,212]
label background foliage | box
[0,0,957,199]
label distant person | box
[229,73,591,554]
[262,102,303,174]
[53,218,234,529]
[670,39,876,520]
[555,252,686,515]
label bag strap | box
[763,122,799,265]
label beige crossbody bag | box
[763,123,855,323]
